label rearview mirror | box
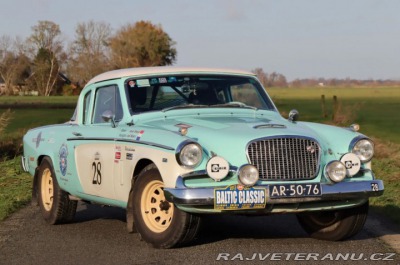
[288,109,299,122]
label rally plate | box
[214,185,267,210]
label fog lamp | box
[238,165,259,186]
[325,161,346,183]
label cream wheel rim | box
[141,180,174,233]
[41,168,54,211]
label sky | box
[1,0,399,81]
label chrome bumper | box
[21,156,29,172]
[164,177,384,206]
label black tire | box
[37,157,77,224]
[296,201,369,241]
[132,164,201,248]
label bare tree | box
[252,68,287,88]
[252,67,268,88]
[0,35,30,95]
[67,21,112,85]
[109,21,177,69]
[28,20,64,96]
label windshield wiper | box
[162,104,208,112]
[211,102,258,110]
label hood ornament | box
[175,123,192,136]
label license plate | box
[269,183,321,198]
[214,185,267,210]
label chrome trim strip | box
[253,124,286,129]
[178,167,239,180]
[67,137,174,151]
[164,178,384,206]
[20,156,28,172]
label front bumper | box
[164,176,384,210]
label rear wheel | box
[296,201,369,241]
[37,157,77,224]
[132,164,200,248]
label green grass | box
[1,108,75,137]
[268,86,400,144]
[0,157,32,221]
[0,96,78,105]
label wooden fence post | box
[321,95,327,118]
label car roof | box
[85,66,255,87]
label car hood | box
[133,109,360,165]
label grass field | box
[0,95,78,105]
[0,87,399,223]
[267,86,400,144]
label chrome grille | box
[247,137,320,180]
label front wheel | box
[37,157,77,224]
[296,201,369,241]
[132,164,200,248]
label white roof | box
[86,66,255,86]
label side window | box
[92,85,123,124]
[82,91,91,125]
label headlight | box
[176,142,202,168]
[238,165,259,186]
[352,138,374,162]
[325,161,346,182]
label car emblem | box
[306,145,317,154]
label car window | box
[92,85,123,124]
[230,83,267,109]
[125,75,275,114]
[82,91,91,125]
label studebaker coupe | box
[22,67,383,248]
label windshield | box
[124,74,275,114]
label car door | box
[71,84,123,199]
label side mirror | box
[288,109,299,122]
[102,110,116,128]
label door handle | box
[72,132,82,136]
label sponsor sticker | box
[168,77,177,83]
[125,146,135,152]
[158,77,167,83]
[214,185,266,210]
[206,156,229,181]
[59,144,68,176]
[115,152,121,160]
[32,132,45,148]
[340,153,361,176]
[150,78,158,85]
[135,130,145,140]
[126,153,133,160]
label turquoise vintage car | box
[22,67,383,248]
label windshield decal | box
[136,79,150,87]
[128,80,136,87]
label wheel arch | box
[126,158,158,233]
[33,155,53,205]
